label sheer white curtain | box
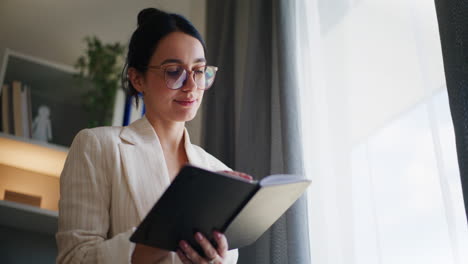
[296,0,468,263]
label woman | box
[56,8,246,264]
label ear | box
[128,67,145,93]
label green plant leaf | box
[74,35,126,127]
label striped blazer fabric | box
[56,116,239,263]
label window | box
[296,0,468,263]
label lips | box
[174,99,197,106]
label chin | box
[175,111,198,122]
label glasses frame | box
[147,64,218,90]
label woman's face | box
[133,31,206,124]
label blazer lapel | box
[118,117,171,220]
[183,128,203,166]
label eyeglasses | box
[147,64,218,90]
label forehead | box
[150,31,205,65]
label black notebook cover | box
[130,165,310,255]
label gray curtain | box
[434,0,468,222]
[204,0,311,263]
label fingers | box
[179,239,207,264]
[213,231,228,258]
[176,249,192,264]
[195,232,219,260]
[178,232,229,263]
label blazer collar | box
[119,115,201,164]
[183,128,201,166]
[118,116,202,220]
[119,116,158,145]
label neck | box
[146,115,185,153]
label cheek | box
[147,81,174,99]
[195,92,204,107]
[143,73,166,92]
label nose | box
[181,70,198,92]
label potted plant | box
[75,36,125,127]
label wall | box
[0,0,207,145]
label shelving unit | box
[0,132,68,178]
[0,49,74,263]
[0,118,67,263]
[0,199,58,263]
[0,133,67,212]
[0,199,57,235]
[0,131,68,152]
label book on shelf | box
[130,165,311,256]
[8,81,32,138]
[24,84,33,137]
[1,84,15,135]
[4,190,42,208]
[1,84,10,133]
[12,81,23,137]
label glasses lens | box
[165,65,186,89]
[163,65,217,90]
[193,66,206,89]
[204,66,217,89]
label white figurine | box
[32,105,52,142]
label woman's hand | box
[219,170,253,181]
[177,231,228,264]
[131,244,170,264]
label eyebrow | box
[160,58,206,65]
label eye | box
[165,65,183,76]
[193,67,206,76]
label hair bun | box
[137,8,168,27]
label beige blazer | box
[56,117,239,263]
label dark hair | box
[121,8,207,105]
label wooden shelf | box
[0,133,68,178]
[0,134,64,211]
[0,200,57,235]
[0,132,68,152]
